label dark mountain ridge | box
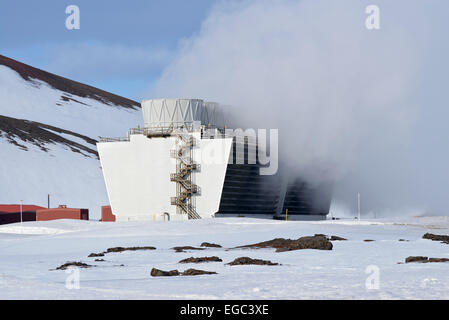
[0,114,98,157]
[0,55,140,110]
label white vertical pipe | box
[357,193,361,220]
[20,200,23,223]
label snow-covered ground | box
[0,217,448,299]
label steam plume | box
[150,0,449,217]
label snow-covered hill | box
[0,55,143,218]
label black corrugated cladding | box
[0,211,37,225]
[216,137,332,218]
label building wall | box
[98,134,177,222]
[279,178,332,218]
[194,136,233,218]
[216,163,281,216]
[101,205,116,222]
[0,211,36,225]
[0,205,45,213]
[97,133,232,222]
[36,208,88,221]
[216,140,332,220]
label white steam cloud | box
[150,0,449,217]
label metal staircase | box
[170,132,201,219]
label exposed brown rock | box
[179,256,222,264]
[0,115,98,157]
[182,269,217,276]
[172,246,205,253]
[237,238,293,249]
[405,256,428,263]
[405,256,449,263]
[237,235,333,252]
[105,246,156,253]
[61,95,87,105]
[278,235,333,252]
[95,259,105,262]
[56,261,92,270]
[88,252,105,257]
[227,257,279,266]
[330,236,347,241]
[200,242,222,248]
[150,268,180,277]
[364,240,375,242]
[150,268,216,276]
[428,258,449,263]
[422,233,449,244]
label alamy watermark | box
[365,5,380,30]
[65,266,80,289]
[63,5,380,32]
[365,265,380,290]
[170,127,279,176]
[66,5,80,30]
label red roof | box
[0,204,46,213]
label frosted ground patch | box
[0,217,448,299]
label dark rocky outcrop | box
[105,246,156,253]
[179,256,222,264]
[0,115,98,157]
[56,261,92,270]
[364,240,375,242]
[422,233,449,244]
[150,268,180,277]
[172,246,205,253]
[405,256,428,263]
[95,259,105,262]
[88,252,105,257]
[0,55,140,110]
[428,258,449,263]
[200,242,222,248]
[150,268,217,277]
[87,246,156,257]
[182,269,217,276]
[330,236,347,241]
[405,256,449,263]
[277,235,333,252]
[237,235,333,252]
[227,257,278,266]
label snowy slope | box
[0,55,143,218]
[0,217,448,299]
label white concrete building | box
[97,99,232,222]
[97,98,332,222]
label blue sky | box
[0,0,218,101]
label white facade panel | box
[194,136,233,217]
[97,132,232,222]
[97,134,178,221]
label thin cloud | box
[44,42,173,81]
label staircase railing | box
[170,131,201,219]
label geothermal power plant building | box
[97,99,331,222]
